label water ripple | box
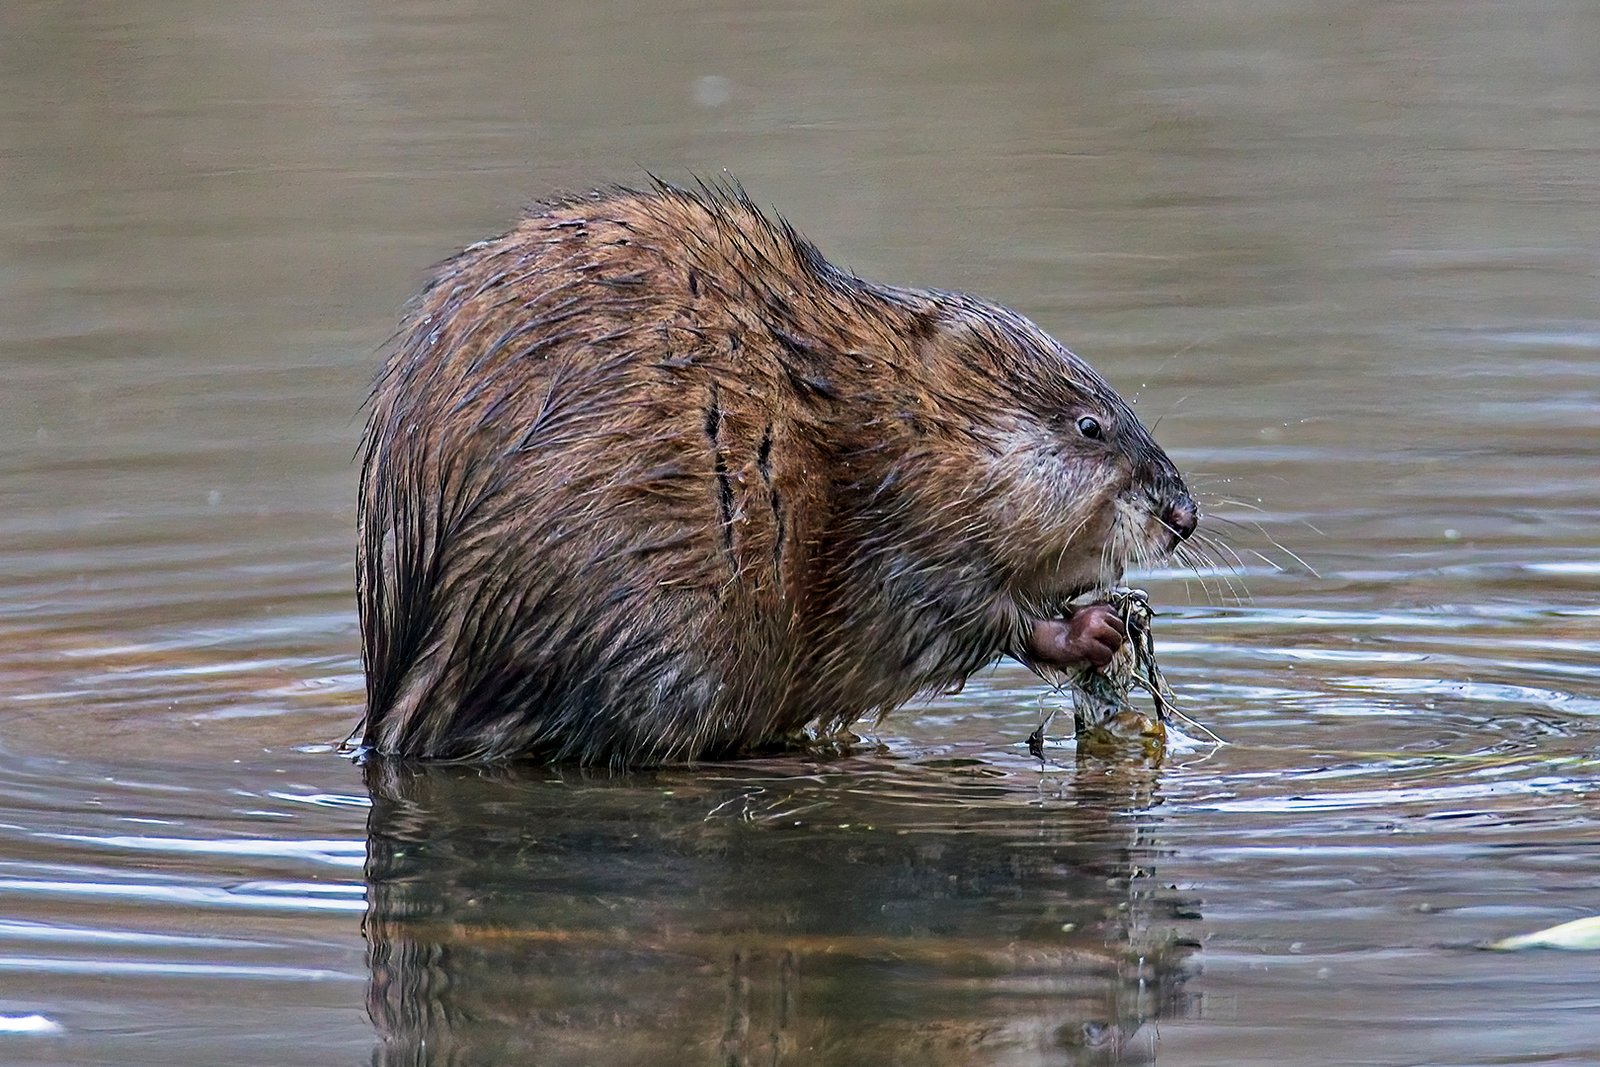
[40,834,366,868]
[0,878,367,912]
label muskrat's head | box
[919,298,1197,618]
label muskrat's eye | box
[1075,415,1104,440]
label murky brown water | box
[2,2,1597,1064]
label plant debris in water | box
[1028,587,1211,758]
[1484,915,1600,952]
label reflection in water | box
[363,757,1199,1065]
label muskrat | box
[355,180,1197,764]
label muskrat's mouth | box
[1064,580,1103,605]
[1036,574,1122,619]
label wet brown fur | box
[356,180,1191,765]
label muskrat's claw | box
[1027,604,1126,670]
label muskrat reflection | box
[362,758,1199,1066]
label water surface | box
[1,2,1597,1064]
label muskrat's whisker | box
[1203,497,1278,519]
[1149,395,1191,435]
[1204,492,1329,539]
[1194,536,1253,604]
[1204,497,1328,563]
[1043,498,1107,596]
[1128,332,1215,406]
[1196,512,1262,535]
[1253,529,1319,578]
[1197,546,1250,604]
[1099,515,1118,587]
[1188,525,1248,579]
[1176,540,1222,588]
[1188,499,1321,580]
[1201,532,1253,586]
[1198,517,1290,566]
[1142,504,1237,604]
[1188,538,1242,601]
[1241,546,1290,573]
[1174,544,1226,605]
[1171,562,1202,605]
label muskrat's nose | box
[1163,493,1198,545]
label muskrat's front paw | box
[1028,604,1126,670]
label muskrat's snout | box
[1130,437,1198,557]
[1162,491,1199,550]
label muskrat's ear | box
[916,308,991,374]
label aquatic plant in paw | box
[1028,588,1215,760]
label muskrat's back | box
[357,182,1195,764]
